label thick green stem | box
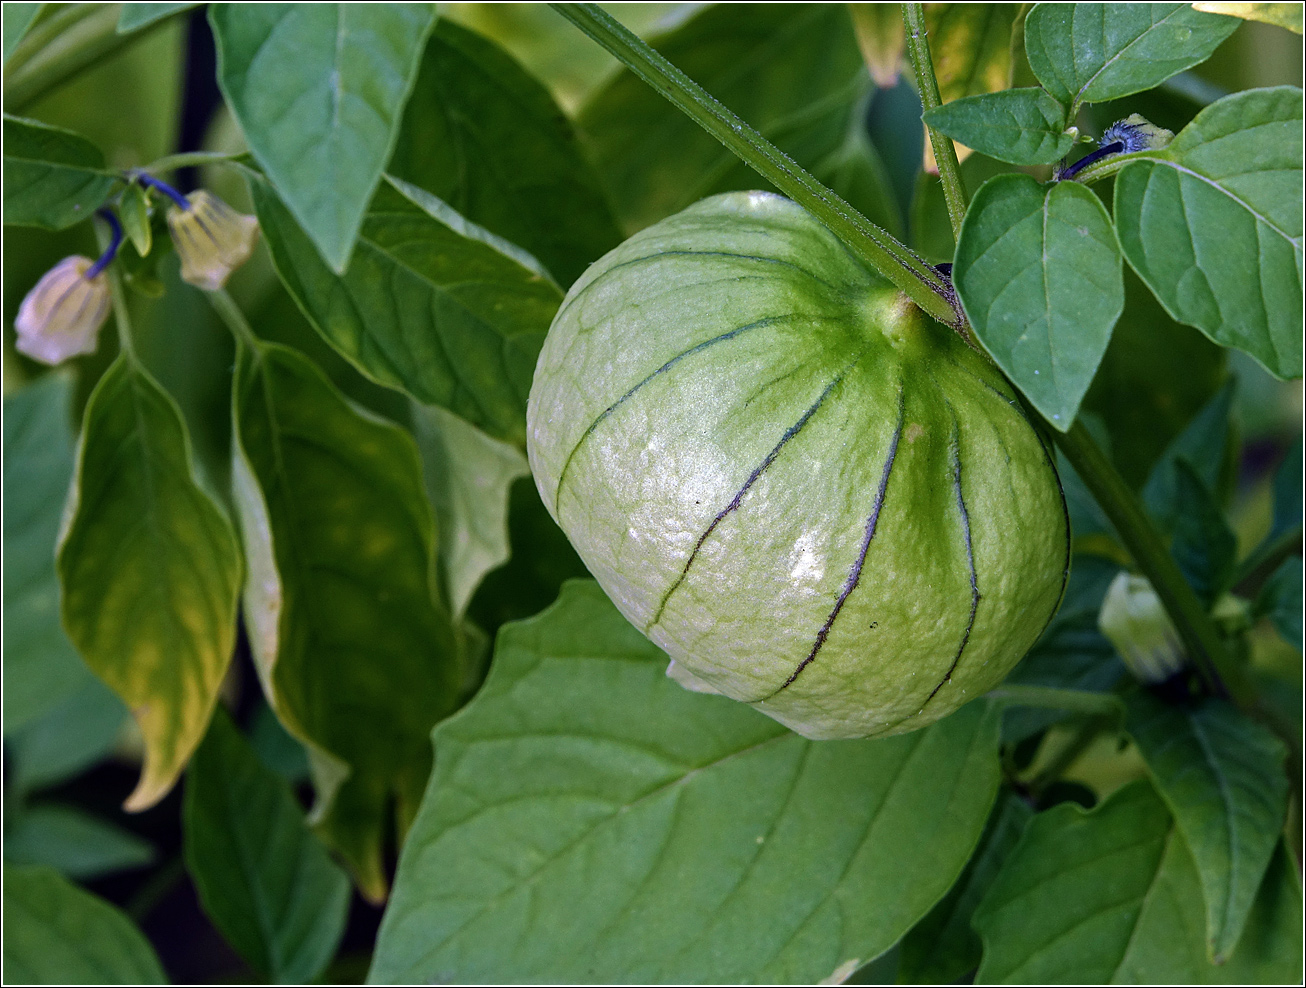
[987,684,1124,721]
[141,151,245,176]
[207,288,262,353]
[901,3,968,241]
[1053,421,1254,705]
[549,3,963,328]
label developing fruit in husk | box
[527,192,1069,739]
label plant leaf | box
[209,3,436,271]
[1113,87,1303,379]
[1169,459,1238,604]
[924,88,1073,165]
[925,3,1021,102]
[2,374,94,735]
[2,3,41,64]
[370,581,1002,983]
[57,356,242,811]
[183,708,350,983]
[389,18,624,288]
[1023,3,1240,110]
[2,114,115,230]
[117,2,198,33]
[954,173,1124,429]
[897,791,1033,984]
[848,3,905,87]
[230,340,463,900]
[1257,558,1303,650]
[253,175,560,446]
[410,402,530,620]
[6,677,126,796]
[1125,689,1289,963]
[579,3,871,234]
[2,865,167,984]
[4,805,155,880]
[1191,2,1304,33]
[1142,381,1235,534]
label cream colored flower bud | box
[1098,572,1187,684]
[167,190,259,291]
[14,256,110,365]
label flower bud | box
[1101,113,1174,153]
[1098,572,1187,684]
[167,190,259,291]
[14,256,110,365]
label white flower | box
[1098,572,1187,684]
[14,256,110,365]
[167,190,259,291]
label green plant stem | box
[101,228,137,362]
[1065,147,1159,185]
[141,151,245,175]
[548,2,963,329]
[987,684,1124,721]
[207,288,262,353]
[1053,420,1252,705]
[901,3,967,241]
[4,3,131,112]
[1027,716,1111,797]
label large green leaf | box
[1168,460,1237,605]
[4,805,155,880]
[923,88,1074,165]
[1113,87,1303,379]
[6,675,126,795]
[973,780,1301,983]
[579,4,871,234]
[2,114,115,229]
[230,340,462,900]
[2,3,42,65]
[2,865,167,984]
[253,175,560,446]
[1023,3,1240,111]
[183,708,350,983]
[210,3,436,271]
[1142,382,1236,534]
[954,173,1124,429]
[1125,690,1289,963]
[370,581,1002,983]
[117,2,198,33]
[898,791,1033,984]
[409,402,529,619]
[2,374,92,734]
[57,355,242,811]
[388,18,623,287]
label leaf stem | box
[101,218,136,362]
[901,3,967,241]
[141,150,246,176]
[1052,420,1254,706]
[207,288,262,353]
[548,2,963,328]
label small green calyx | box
[527,191,1069,740]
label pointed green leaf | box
[2,865,167,984]
[3,115,115,230]
[2,3,42,64]
[183,708,350,983]
[410,402,529,619]
[389,18,623,287]
[1142,382,1235,533]
[1126,690,1289,963]
[1113,87,1303,378]
[1023,3,1240,110]
[954,173,1124,429]
[4,805,155,880]
[1191,2,1304,33]
[3,374,93,734]
[848,3,905,87]
[230,341,462,900]
[924,88,1073,165]
[1169,460,1238,604]
[210,3,436,271]
[117,3,198,33]
[1257,558,1303,650]
[898,791,1033,984]
[119,180,152,257]
[370,581,1002,983]
[57,356,242,811]
[579,3,871,233]
[254,175,560,446]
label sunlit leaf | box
[926,3,1020,102]
[254,175,560,446]
[2,865,167,984]
[954,173,1124,429]
[210,3,436,271]
[1113,87,1303,379]
[1023,3,1240,110]
[1126,690,1289,963]
[848,3,904,87]
[1191,2,1304,33]
[2,114,115,230]
[231,340,462,899]
[389,18,623,287]
[184,708,350,983]
[371,581,1002,983]
[57,356,242,811]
